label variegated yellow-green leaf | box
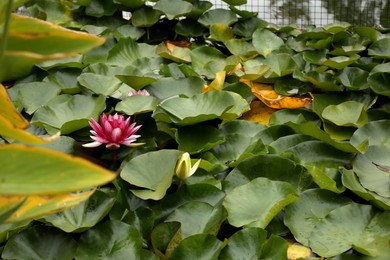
[0,190,94,223]
[0,144,116,195]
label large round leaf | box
[120,150,182,200]
[2,225,77,260]
[176,125,225,154]
[149,183,225,222]
[42,188,116,232]
[165,202,224,239]
[224,154,312,193]
[147,77,204,100]
[219,227,267,260]
[321,101,368,127]
[368,38,390,58]
[284,189,352,246]
[170,234,222,260]
[252,28,284,57]
[75,220,158,259]
[309,203,390,257]
[367,63,390,96]
[350,120,390,152]
[198,9,238,27]
[153,0,192,20]
[30,94,106,134]
[154,91,246,126]
[0,144,116,195]
[115,95,158,115]
[353,145,390,197]
[223,177,298,228]
[77,73,122,96]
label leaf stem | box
[0,0,13,64]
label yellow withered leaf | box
[0,190,94,223]
[241,100,277,125]
[202,71,226,92]
[0,84,28,128]
[250,82,312,109]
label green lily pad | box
[45,68,82,94]
[153,91,248,126]
[337,67,370,91]
[131,6,161,27]
[78,73,122,96]
[223,177,298,228]
[2,225,77,260]
[16,81,61,115]
[190,46,227,78]
[115,95,158,115]
[170,234,222,259]
[342,169,390,211]
[353,145,390,197]
[252,28,284,57]
[309,203,390,257]
[153,0,192,20]
[284,188,353,246]
[30,94,106,134]
[367,63,390,96]
[120,150,182,200]
[198,9,238,27]
[350,120,390,153]
[75,220,158,259]
[368,38,390,59]
[219,227,267,260]
[166,202,224,239]
[224,154,312,193]
[42,188,116,232]
[176,125,225,154]
[147,77,204,100]
[322,101,368,127]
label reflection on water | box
[212,0,390,27]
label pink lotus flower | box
[83,113,142,149]
[127,89,150,97]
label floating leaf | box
[77,73,122,96]
[42,188,116,232]
[210,23,234,42]
[154,91,248,126]
[367,63,390,96]
[224,154,311,193]
[31,94,106,134]
[2,225,77,260]
[120,150,182,200]
[223,177,298,228]
[252,28,284,57]
[115,95,158,115]
[309,203,390,257]
[219,227,267,260]
[337,67,370,91]
[166,202,224,239]
[153,0,192,20]
[176,125,224,154]
[284,189,353,246]
[0,144,116,195]
[322,101,368,127]
[198,9,238,27]
[75,220,158,259]
[342,169,390,211]
[353,145,390,197]
[350,120,390,153]
[368,38,390,59]
[170,234,223,259]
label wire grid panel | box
[210,0,390,27]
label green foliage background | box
[1,0,390,259]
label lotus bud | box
[175,152,201,181]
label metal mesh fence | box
[210,0,390,28]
